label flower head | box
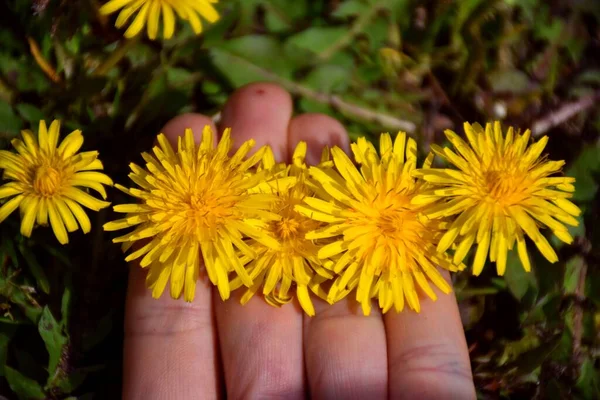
[104,127,284,302]
[100,0,220,40]
[414,121,581,275]
[297,133,464,316]
[0,120,112,244]
[231,143,333,316]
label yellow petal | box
[161,2,176,39]
[124,1,151,38]
[48,201,68,244]
[20,196,39,237]
[472,229,491,276]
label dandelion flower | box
[297,133,464,316]
[103,127,286,302]
[100,0,220,40]
[231,143,333,316]
[0,120,112,244]
[414,121,581,276]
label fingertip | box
[161,113,217,146]
[288,113,349,165]
[220,82,293,161]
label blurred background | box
[0,0,599,398]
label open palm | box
[122,82,476,400]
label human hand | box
[122,83,476,399]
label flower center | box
[187,192,233,228]
[276,217,301,240]
[374,207,422,241]
[482,170,529,205]
[365,191,426,246]
[33,165,62,196]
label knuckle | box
[389,342,475,400]
[125,301,212,338]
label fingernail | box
[271,146,286,163]
[304,137,325,166]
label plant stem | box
[93,38,139,76]
[532,91,600,136]
[572,237,591,371]
[28,37,61,83]
[219,51,417,133]
[318,1,385,61]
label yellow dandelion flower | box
[413,121,581,276]
[99,0,220,40]
[297,133,464,316]
[103,126,287,302]
[0,120,112,244]
[230,143,334,316]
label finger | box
[219,82,292,160]
[384,271,476,399]
[304,298,388,399]
[288,113,350,165]
[291,114,388,399]
[123,114,222,400]
[213,82,306,399]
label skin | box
[122,82,477,400]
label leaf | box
[38,307,68,377]
[303,64,351,93]
[576,357,600,399]
[61,275,72,329]
[4,366,46,400]
[489,70,533,94]
[0,324,17,376]
[504,248,538,301]
[15,103,45,123]
[506,334,562,375]
[287,27,348,54]
[563,256,584,294]
[567,145,600,202]
[577,69,600,85]
[550,212,585,249]
[82,312,113,352]
[332,0,369,18]
[1,235,19,268]
[0,100,22,138]
[210,35,294,87]
[18,243,50,295]
[263,0,308,32]
[56,369,87,393]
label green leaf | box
[563,255,584,294]
[489,70,533,94]
[18,243,50,295]
[506,334,562,375]
[0,324,17,376]
[567,145,600,202]
[210,35,294,87]
[15,103,45,123]
[1,235,19,268]
[166,67,195,87]
[287,27,348,54]
[0,100,22,138]
[576,357,600,399]
[504,248,538,301]
[298,98,331,114]
[577,69,600,85]
[332,0,369,18]
[56,369,87,393]
[38,307,68,377]
[61,275,72,329]
[303,64,351,93]
[4,366,46,400]
[550,212,585,249]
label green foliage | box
[0,0,599,398]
